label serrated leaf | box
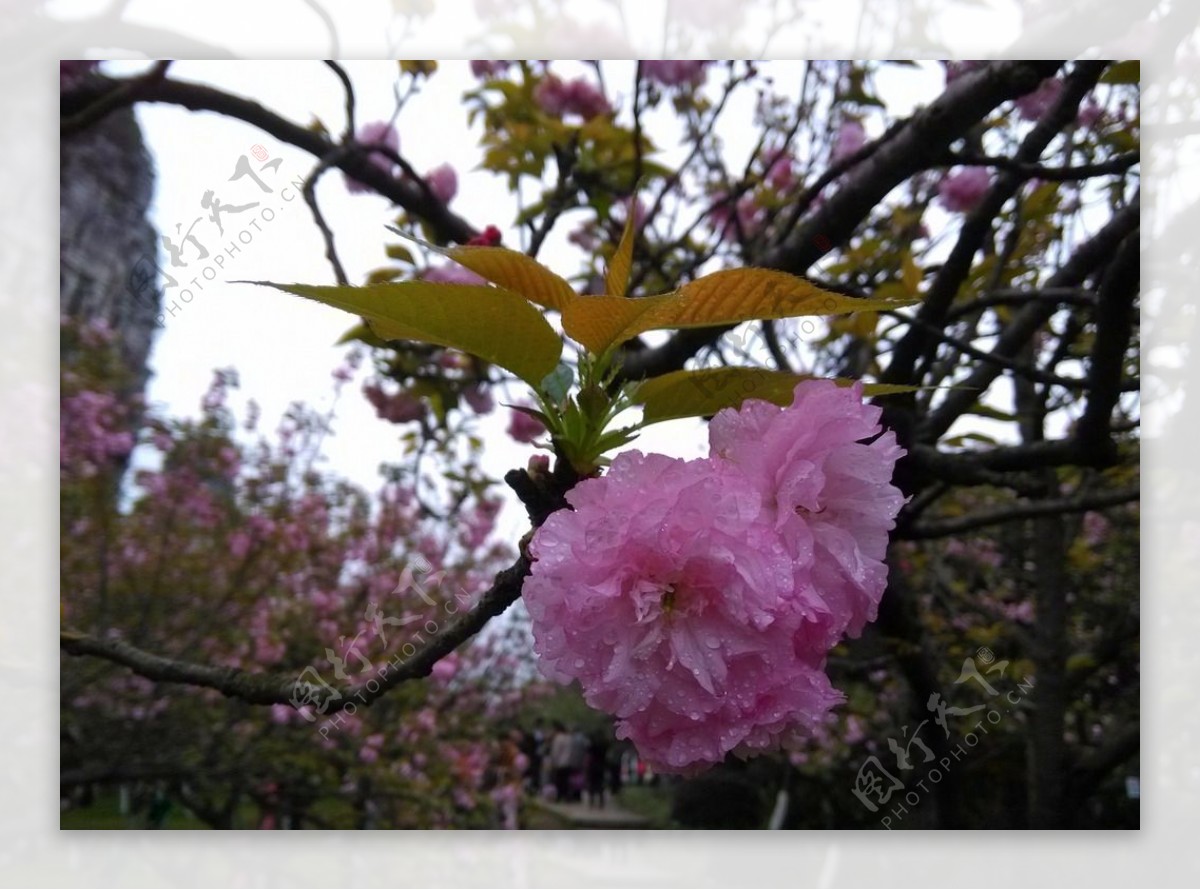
[442,245,578,313]
[1100,60,1139,85]
[386,244,415,264]
[563,267,918,354]
[605,205,637,297]
[632,368,918,425]
[254,281,561,387]
[387,226,578,313]
[365,267,405,285]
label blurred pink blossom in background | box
[344,120,400,194]
[937,166,992,213]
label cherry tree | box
[60,59,1140,829]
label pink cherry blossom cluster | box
[363,380,426,424]
[1015,76,1063,122]
[831,119,867,164]
[522,379,906,772]
[709,191,767,243]
[340,123,460,205]
[755,145,798,195]
[533,74,611,120]
[469,60,512,79]
[936,166,992,213]
[60,388,136,477]
[423,163,458,204]
[642,60,710,88]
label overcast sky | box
[108,60,941,539]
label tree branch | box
[302,148,353,285]
[903,485,1139,540]
[60,464,580,712]
[935,150,1139,182]
[618,60,1066,383]
[884,60,1108,387]
[61,555,532,711]
[1076,231,1139,457]
[61,73,479,246]
[918,195,1140,442]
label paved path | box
[530,798,650,829]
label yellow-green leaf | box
[1100,60,1139,85]
[605,207,637,297]
[365,267,405,285]
[633,367,917,425]
[901,251,922,296]
[442,245,577,312]
[563,267,918,354]
[386,226,577,313]
[561,293,676,355]
[256,281,562,387]
[335,321,388,348]
[385,244,415,264]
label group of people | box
[516,722,664,809]
[519,722,620,808]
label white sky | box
[106,59,1132,542]
[111,60,945,540]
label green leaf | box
[632,368,918,425]
[253,281,562,387]
[562,267,918,355]
[540,362,575,403]
[1100,61,1139,85]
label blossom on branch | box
[534,74,611,120]
[424,163,458,204]
[344,120,400,195]
[522,380,905,772]
[936,166,991,213]
[642,60,710,88]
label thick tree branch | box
[943,287,1095,322]
[61,556,532,711]
[61,464,580,712]
[919,196,1140,442]
[885,60,1109,388]
[1077,231,1140,452]
[618,60,1066,383]
[61,73,478,246]
[903,485,1139,540]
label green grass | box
[60,794,211,830]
